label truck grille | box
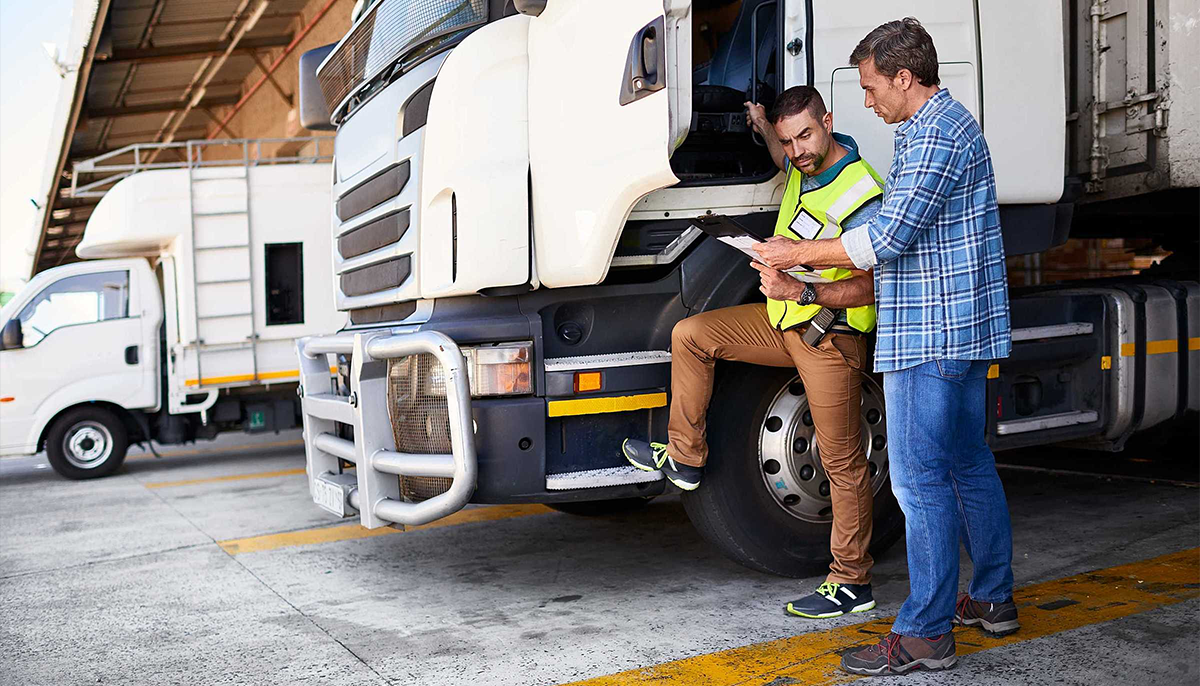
[386,353,454,502]
[317,0,487,113]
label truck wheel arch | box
[37,401,145,453]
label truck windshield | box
[318,0,488,116]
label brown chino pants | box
[667,303,874,585]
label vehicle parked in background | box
[293,0,1197,575]
[0,138,343,479]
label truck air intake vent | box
[386,353,454,503]
[336,161,410,221]
[401,80,436,138]
[338,209,410,259]
[340,256,411,297]
[316,0,487,115]
[349,302,417,326]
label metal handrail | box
[70,136,334,198]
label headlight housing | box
[460,341,533,397]
[395,340,533,399]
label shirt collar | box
[897,88,950,137]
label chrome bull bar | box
[296,330,477,528]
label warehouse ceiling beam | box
[149,0,268,162]
[248,50,293,106]
[88,93,241,119]
[102,34,295,65]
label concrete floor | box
[0,429,1196,685]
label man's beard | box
[792,151,825,173]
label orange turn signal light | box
[574,371,602,393]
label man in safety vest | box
[622,85,884,619]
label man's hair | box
[848,17,941,86]
[769,86,827,124]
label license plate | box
[312,474,350,517]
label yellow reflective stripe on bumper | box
[547,392,668,418]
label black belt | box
[801,308,864,345]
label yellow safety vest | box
[766,152,883,333]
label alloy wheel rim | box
[758,374,890,523]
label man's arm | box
[751,263,875,307]
[746,102,787,172]
[753,126,967,270]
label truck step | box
[996,410,1100,436]
[545,465,663,491]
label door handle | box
[619,16,667,106]
[125,346,139,365]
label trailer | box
[0,138,343,479]
[292,0,1197,575]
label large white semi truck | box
[293,0,1198,575]
[0,139,343,480]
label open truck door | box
[527,0,692,288]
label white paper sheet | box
[716,235,832,283]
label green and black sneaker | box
[786,581,876,618]
[621,439,703,491]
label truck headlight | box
[398,341,533,399]
[462,342,533,397]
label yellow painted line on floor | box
[548,392,668,418]
[564,547,1200,686]
[1190,337,1200,351]
[143,467,307,489]
[986,363,999,379]
[127,439,304,460]
[218,503,554,555]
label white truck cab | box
[0,259,162,467]
[1,138,343,479]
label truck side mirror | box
[514,0,547,16]
[299,43,337,131]
[0,319,23,350]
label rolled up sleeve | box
[841,227,877,269]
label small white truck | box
[0,139,343,479]
[293,0,1198,576]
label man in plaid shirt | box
[753,18,1016,676]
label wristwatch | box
[799,282,818,306]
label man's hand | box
[751,262,804,301]
[752,235,808,271]
[744,101,770,137]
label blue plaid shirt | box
[842,89,1011,373]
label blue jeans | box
[884,359,1014,638]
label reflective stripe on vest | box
[766,157,883,333]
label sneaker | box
[786,581,876,619]
[955,593,1020,637]
[621,439,703,491]
[840,632,957,676]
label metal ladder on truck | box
[186,139,259,389]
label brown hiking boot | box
[955,593,1020,637]
[840,632,957,675]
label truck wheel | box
[45,406,129,480]
[682,363,903,577]
[547,497,654,517]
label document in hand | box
[693,215,832,283]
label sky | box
[0,0,78,294]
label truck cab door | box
[527,0,691,288]
[0,261,161,453]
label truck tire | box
[682,363,903,577]
[45,406,129,480]
[547,497,654,517]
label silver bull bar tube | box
[296,330,477,528]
